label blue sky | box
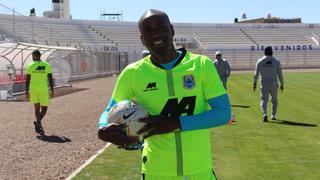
[0,0,319,23]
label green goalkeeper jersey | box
[111,48,226,176]
[26,60,52,91]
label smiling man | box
[98,9,231,180]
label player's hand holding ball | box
[98,123,140,148]
[138,115,180,139]
[99,100,149,148]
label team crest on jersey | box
[183,75,195,89]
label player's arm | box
[25,74,30,94]
[98,68,135,129]
[98,98,117,129]
[181,57,231,131]
[179,94,231,131]
[98,98,138,147]
[48,73,54,97]
[139,94,231,138]
[25,74,31,100]
[97,68,138,147]
[225,60,231,77]
[46,64,54,97]
[25,65,31,99]
[277,60,284,92]
[253,61,260,92]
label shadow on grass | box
[231,104,251,108]
[37,134,72,143]
[270,119,317,127]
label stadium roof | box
[0,41,77,73]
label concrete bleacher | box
[302,29,320,45]
[1,13,319,49]
[242,27,312,45]
[189,27,254,45]
[0,14,109,47]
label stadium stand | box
[1,13,320,71]
[189,26,254,45]
[242,27,313,45]
[1,9,320,98]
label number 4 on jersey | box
[160,96,196,116]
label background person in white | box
[213,51,231,90]
[253,47,284,122]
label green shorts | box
[141,169,216,180]
[30,89,49,106]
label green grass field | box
[73,72,320,180]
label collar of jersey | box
[149,48,187,70]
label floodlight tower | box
[62,0,70,19]
[44,0,71,19]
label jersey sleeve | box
[26,64,31,75]
[277,60,284,86]
[98,67,135,128]
[253,61,260,84]
[47,63,52,74]
[98,98,117,128]
[202,57,226,99]
[179,94,231,131]
[225,60,231,77]
[111,67,135,102]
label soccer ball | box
[108,100,148,137]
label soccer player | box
[98,9,231,180]
[26,50,54,135]
[213,51,231,90]
[253,47,284,122]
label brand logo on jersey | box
[35,66,46,71]
[143,82,158,92]
[262,61,275,67]
[183,75,195,89]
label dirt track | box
[0,76,117,180]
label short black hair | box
[32,50,41,56]
[264,46,273,56]
[138,9,170,29]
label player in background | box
[213,51,231,90]
[26,50,54,135]
[253,47,284,122]
[213,51,234,123]
[98,9,231,180]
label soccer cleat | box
[34,121,45,136]
[228,113,235,125]
[263,116,268,122]
[271,116,277,120]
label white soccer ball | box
[108,100,148,137]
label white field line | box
[66,143,112,180]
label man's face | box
[32,54,40,60]
[139,15,174,56]
[216,54,222,60]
